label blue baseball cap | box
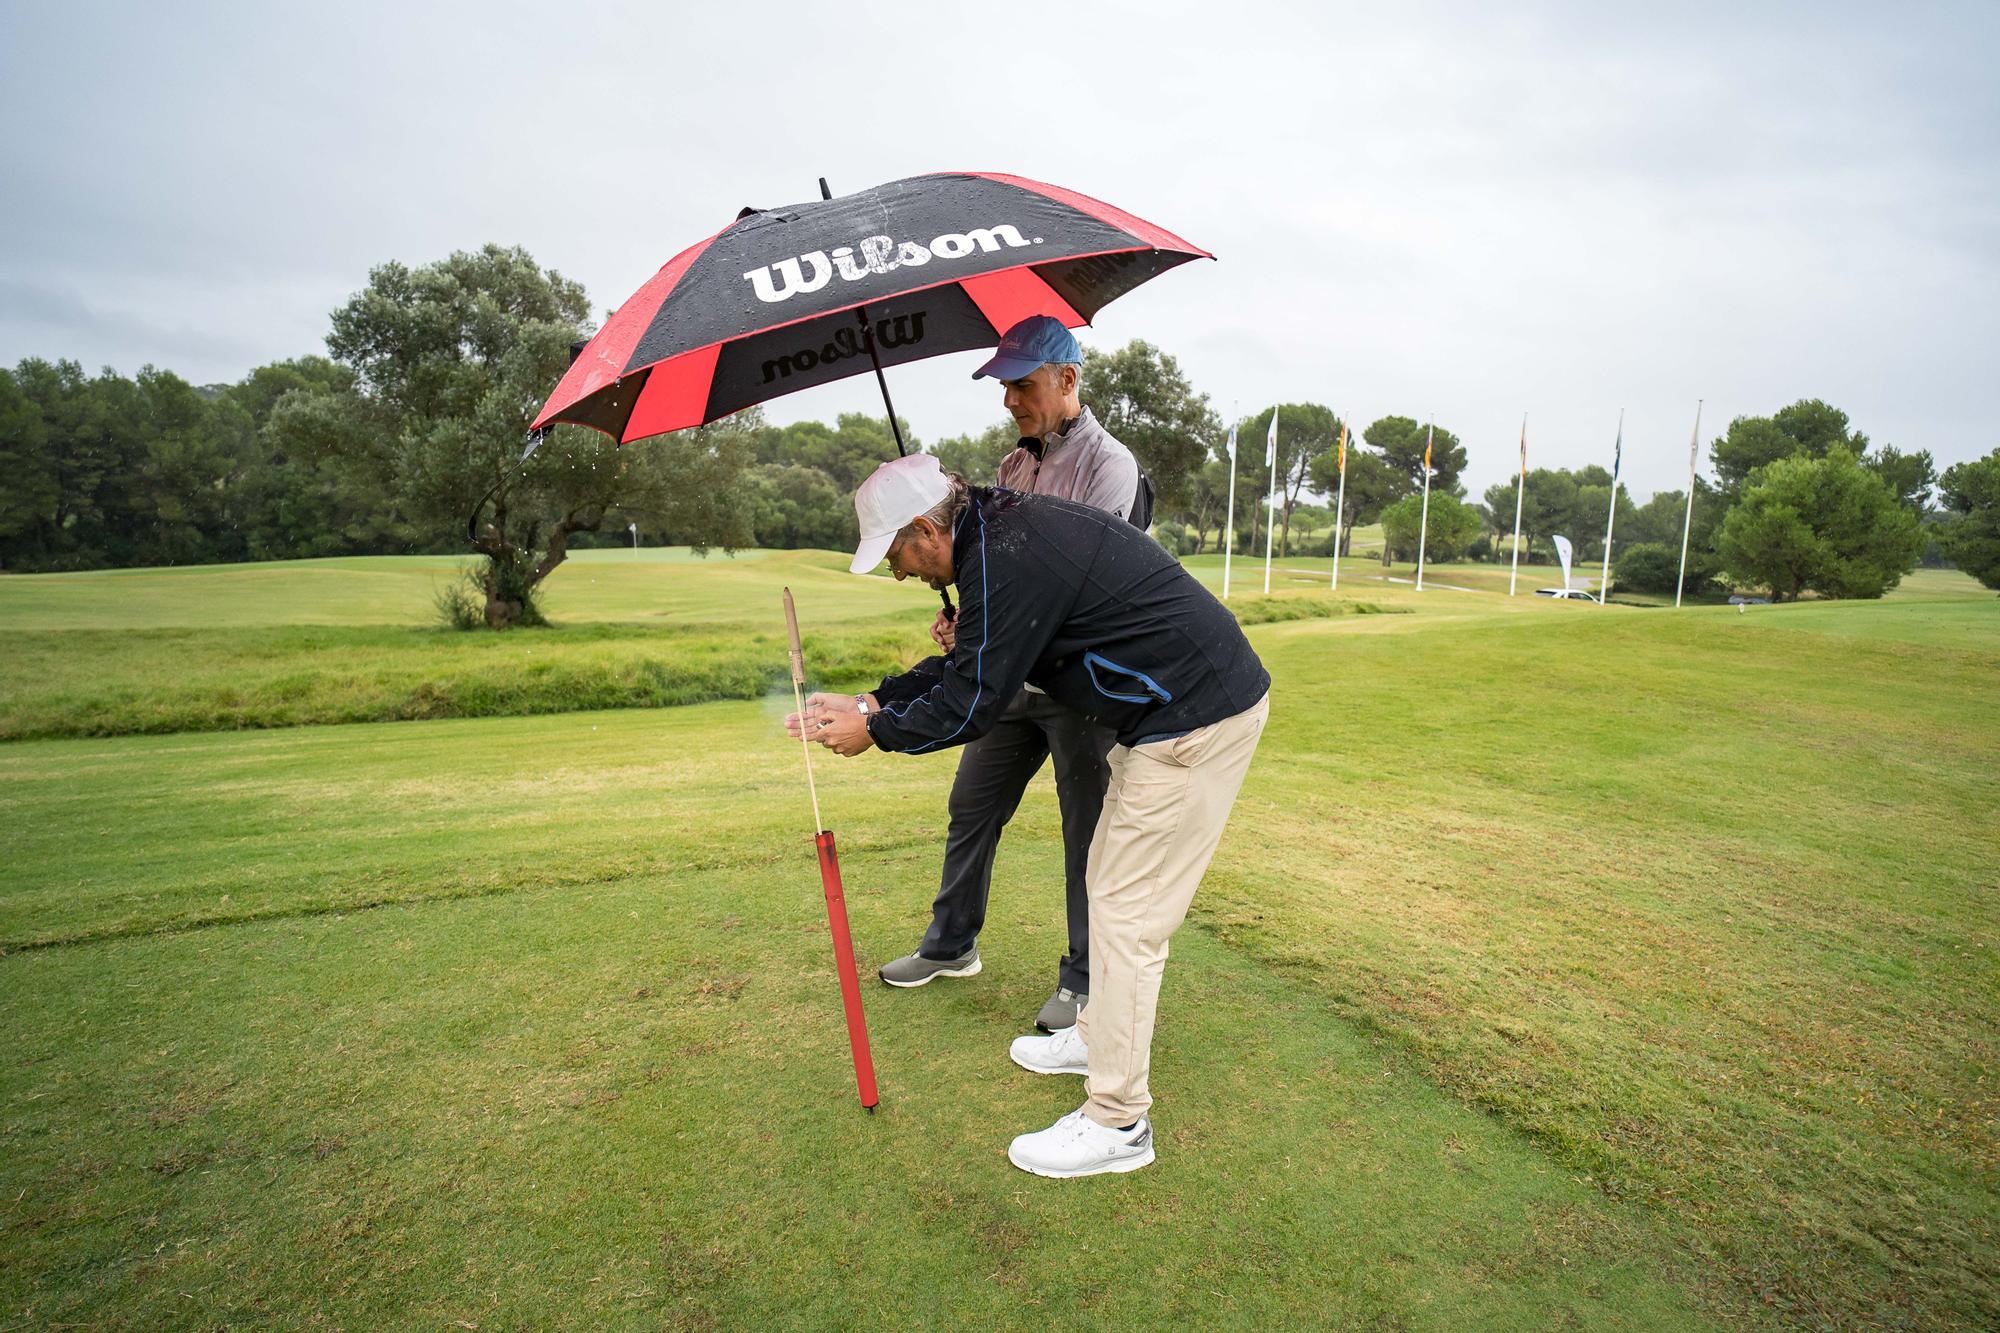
[972,315,1081,381]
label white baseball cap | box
[850,453,951,574]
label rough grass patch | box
[1225,592,1398,624]
[0,621,930,741]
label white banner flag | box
[1265,409,1278,468]
[1554,534,1575,589]
[1226,423,1238,461]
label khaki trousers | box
[1074,694,1269,1127]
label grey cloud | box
[0,276,282,376]
[0,0,1994,500]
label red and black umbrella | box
[532,172,1209,447]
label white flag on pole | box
[1262,409,1279,592]
[1598,410,1624,606]
[1554,534,1575,589]
[1414,421,1436,592]
[1226,423,1238,461]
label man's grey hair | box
[902,471,970,536]
[1043,361,1082,394]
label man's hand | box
[783,692,879,757]
[929,608,957,653]
[783,691,846,739]
[813,706,875,757]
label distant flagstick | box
[1598,409,1624,605]
[1263,407,1280,594]
[1330,417,1349,591]
[1675,399,1704,608]
[1414,419,1436,593]
[1509,414,1527,596]
[1222,423,1238,600]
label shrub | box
[433,567,485,631]
[1150,518,1194,555]
[1613,543,1680,594]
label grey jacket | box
[993,407,1139,520]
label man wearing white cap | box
[876,315,1142,1036]
[785,454,1270,1178]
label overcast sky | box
[2,0,1994,503]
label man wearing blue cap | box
[874,316,1143,1034]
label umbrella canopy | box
[532,172,1208,444]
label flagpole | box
[1414,419,1435,593]
[1222,424,1238,601]
[1330,418,1348,591]
[1672,392,1704,604]
[1509,414,1526,596]
[1262,407,1279,594]
[1598,408,1623,605]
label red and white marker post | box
[783,588,880,1112]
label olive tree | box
[283,245,752,626]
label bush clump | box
[433,568,486,631]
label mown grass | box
[1215,597,1999,1329]
[0,711,1704,1330]
[1,554,1994,1327]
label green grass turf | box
[0,708,1705,1331]
[1,554,1995,1326]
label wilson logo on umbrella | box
[745,224,1041,303]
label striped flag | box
[1331,418,1350,593]
[1612,422,1622,483]
[1509,413,1528,596]
[1423,423,1434,473]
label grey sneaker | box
[1035,986,1086,1032]
[878,946,981,988]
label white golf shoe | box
[1009,1023,1087,1075]
[1007,1106,1155,1178]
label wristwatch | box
[854,695,873,716]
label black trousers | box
[918,688,1115,993]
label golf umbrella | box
[530,172,1209,445]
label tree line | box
[2,244,1994,622]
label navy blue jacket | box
[865,488,1270,753]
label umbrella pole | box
[784,587,881,1112]
[820,176,906,458]
[861,331,909,457]
[820,176,951,624]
